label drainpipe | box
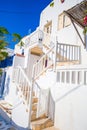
[54,37,58,71]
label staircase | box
[32,117,54,130]
[12,30,81,129]
[0,100,12,118]
[30,91,54,130]
[12,64,54,129]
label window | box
[44,21,52,34]
[64,15,71,27]
[58,13,64,30]
[58,13,71,30]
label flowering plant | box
[83,15,87,25]
[83,15,87,34]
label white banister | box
[57,43,81,62]
[12,66,32,129]
[56,65,87,86]
[25,29,44,48]
[33,45,55,80]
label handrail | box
[17,66,31,88]
[33,45,55,80]
[25,29,44,47]
[34,82,49,118]
[13,66,32,106]
[12,66,33,128]
[57,43,81,62]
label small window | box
[58,13,71,30]
[44,21,52,34]
[64,15,71,27]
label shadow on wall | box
[0,71,6,97]
[0,108,31,130]
[3,75,10,98]
[55,84,83,102]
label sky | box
[0,0,52,49]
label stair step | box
[0,100,12,117]
[32,118,54,130]
[32,103,37,111]
[43,126,59,130]
[32,97,38,104]
[57,61,79,66]
[31,112,47,122]
[31,111,37,121]
[45,119,54,128]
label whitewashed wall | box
[39,0,87,64]
[13,55,25,68]
[25,52,41,81]
[52,84,87,130]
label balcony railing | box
[57,43,81,63]
[25,29,44,48]
[33,45,55,80]
[56,65,87,85]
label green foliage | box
[0,51,8,61]
[83,27,87,34]
[0,26,22,72]
[0,27,9,63]
[12,33,22,42]
[0,26,9,37]
[0,40,8,49]
[19,41,24,47]
[50,2,54,7]
[0,68,2,75]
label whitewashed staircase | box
[12,40,81,129]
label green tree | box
[0,26,9,61]
[0,26,22,74]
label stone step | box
[32,97,38,104]
[31,111,37,121]
[43,126,59,130]
[57,60,79,66]
[32,103,37,111]
[32,118,54,130]
[31,112,47,122]
[0,100,12,117]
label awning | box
[64,0,87,28]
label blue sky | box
[0,0,52,49]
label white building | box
[1,0,87,130]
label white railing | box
[33,45,55,80]
[43,32,51,47]
[57,43,81,62]
[34,82,49,118]
[56,65,87,85]
[13,66,31,105]
[12,66,33,128]
[25,29,44,47]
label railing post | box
[79,46,81,64]
[54,37,58,71]
[28,67,35,129]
